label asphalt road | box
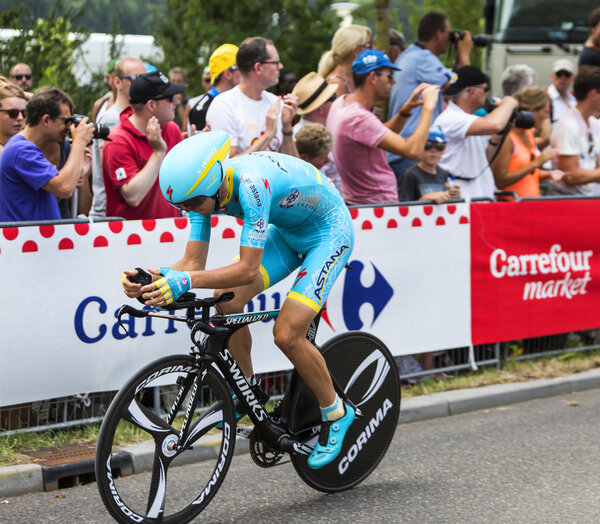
[2,389,599,524]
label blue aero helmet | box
[428,125,446,143]
[159,131,231,205]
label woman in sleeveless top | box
[492,87,564,199]
[318,25,372,97]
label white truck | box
[484,0,596,94]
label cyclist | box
[121,131,355,469]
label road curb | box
[2,367,600,498]
[398,367,600,423]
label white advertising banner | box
[0,203,471,406]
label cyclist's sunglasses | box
[424,141,446,151]
[172,194,210,211]
[0,108,26,118]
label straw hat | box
[292,72,339,115]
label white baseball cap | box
[552,59,574,74]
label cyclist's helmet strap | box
[159,130,231,205]
[212,187,221,213]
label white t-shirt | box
[90,103,122,218]
[206,86,283,153]
[434,101,496,200]
[547,84,576,126]
[548,107,600,196]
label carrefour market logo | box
[490,243,593,300]
[342,260,393,330]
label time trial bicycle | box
[95,269,400,523]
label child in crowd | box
[295,123,343,193]
[399,125,461,203]
[295,123,332,170]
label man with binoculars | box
[387,11,475,184]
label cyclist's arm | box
[170,240,209,272]
[187,245,263,289]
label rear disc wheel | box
[288,332,400,492]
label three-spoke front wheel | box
[95,355,236,524]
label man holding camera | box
[0,87,94,221]
[433,65,519,199]
[387,12,474,183]
[102,71,185,220]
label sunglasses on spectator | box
[474,84,490,92]
[424,141,446,151]
[260,60,282,66]
[56,115,75,125]
[588,132,596,156]
[172,194,210,211]
[11,74,32,80]
[152,95,175,102]
[0,108,26,118]
[555,71,572,78]
[118,74,140,81]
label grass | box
[1,349,600,466]
[402,348,600,398]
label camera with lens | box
[483,97,535,130]
[69,114,111,140]
[449,30,489,48]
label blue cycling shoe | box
[307,402,355,469]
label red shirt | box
[102,106,182,220]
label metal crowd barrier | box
[1,197,598,434]
[2,329,598,434]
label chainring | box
[249,429,286,468]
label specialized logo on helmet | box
[166,185,174,201]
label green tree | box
[0,2,108,115]
[156,0,340,95]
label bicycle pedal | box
[236,426,253,438]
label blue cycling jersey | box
[189,152,342,247]
[188,151,354,312]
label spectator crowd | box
[3,7,600,223]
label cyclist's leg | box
[274,206,355,468]
[215,224,302,378]
[273,299,336,406]
[214,275,264,377]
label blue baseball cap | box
[352,49,401,75]
[428,125,446,143]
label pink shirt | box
[327,95,397,204]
